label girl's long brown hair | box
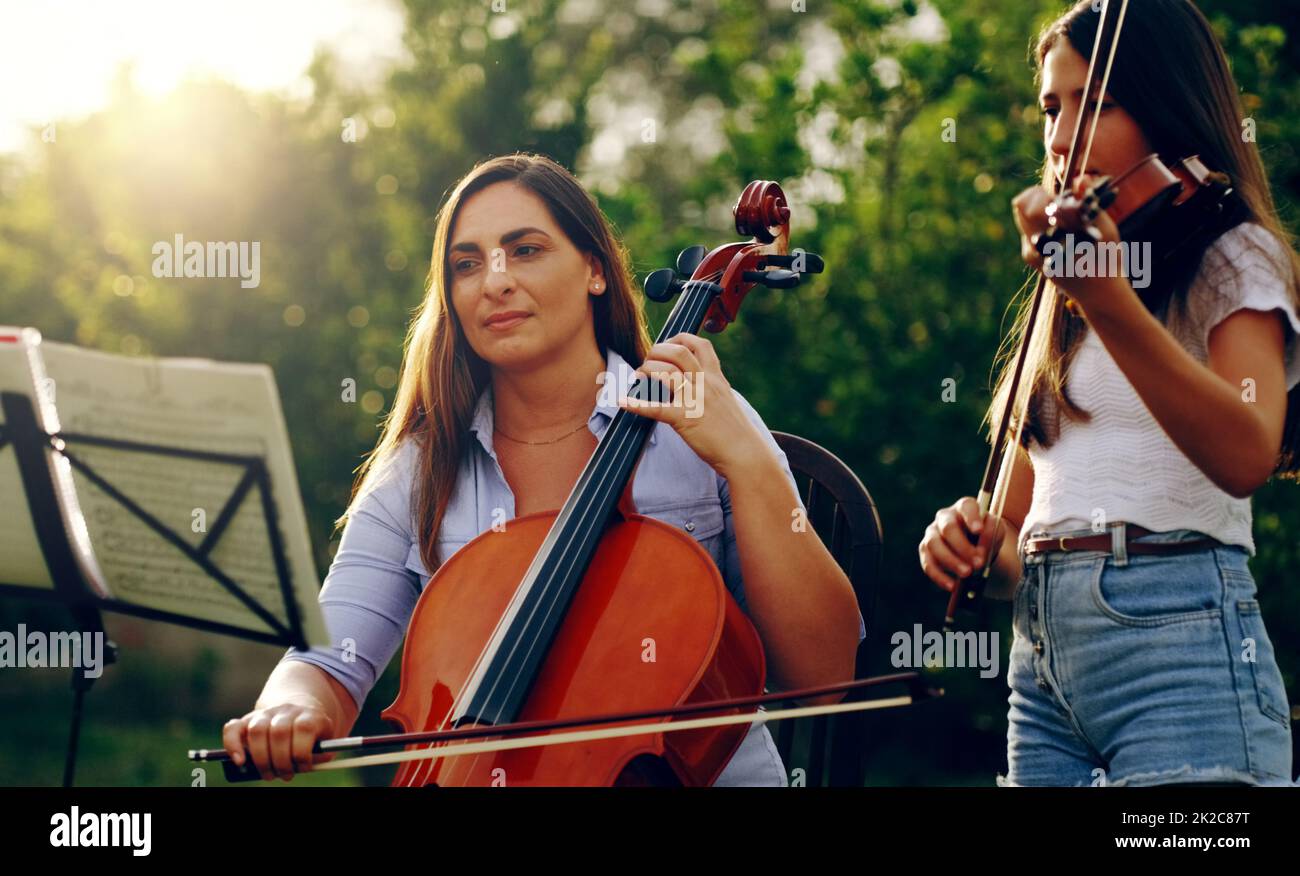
[989,0,1300,477]
[334,153,653,575]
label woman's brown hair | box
[333,153,653,574]
[989,0,1300,477]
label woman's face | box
[447,181,605,369]
[1039,41,1154,187]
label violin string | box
[406,268,724,785]
[439,271,723,784]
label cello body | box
[382,509,766,786]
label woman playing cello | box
[222,153,863,785]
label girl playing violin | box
[222,153,863,785]
[919,0,1299,786]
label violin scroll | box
[1033,175,1119,255]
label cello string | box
[435,299,692,784]
[400,331,669,784]
[406,279,711,784]
[462,268,734,773]
[458,273,722,771]
[476,273,720,721]
[415,269,725,785]
[403,366,605,784]
[425,214,783,778]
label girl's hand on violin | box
[1012,178,1124,310]
[918,497,1007,592]
[222,703,336,782]
[618,333,769,479]
[1012,185,1054,273]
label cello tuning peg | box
[801,252,826,274]
[675,245,707,278]
[742,269,800,289]
[759,251,825,274]
[644,268,684,303]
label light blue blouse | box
[283,345,866,786]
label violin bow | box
[191,672,942,780]
[944,0,1129,631]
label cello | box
[199,180,905,786]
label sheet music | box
[36,339,328,645]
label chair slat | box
[769,431,884,787]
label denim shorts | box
[998,525,1294,787]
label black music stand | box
[0,390,314,786]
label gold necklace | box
[494,417,590,445]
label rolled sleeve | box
[1192,222,1300,390]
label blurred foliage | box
[1,0,1297,786]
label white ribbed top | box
[1019,222,1300,556]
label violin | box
[1033,153,1234,313]
[195,181,938,786]
[944,0,1238,630]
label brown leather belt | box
[1024,524,1218,556]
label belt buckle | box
[1057,536,1071,553]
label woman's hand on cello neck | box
[617,331,773,481]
